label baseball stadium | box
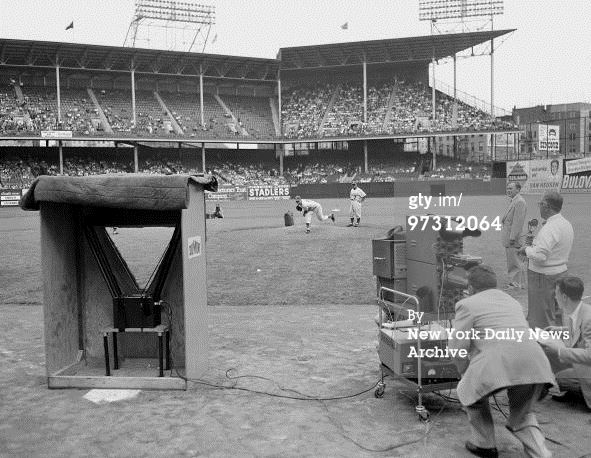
[2,1,591,457]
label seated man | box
[213,204,224,219]
[539,276,591,410]
[449,265,555,458]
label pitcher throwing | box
[295,196,335,233]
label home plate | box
[83,389,141,404]
[331,209,341,212]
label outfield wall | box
[2,179,506,207]
[292,179,506,199]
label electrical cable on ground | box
[176,368,382,401]
[158,300,568,453]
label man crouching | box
[449,265,555,458]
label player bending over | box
[295,196,335,233]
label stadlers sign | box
[247,185,290,200]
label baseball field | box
[1,193,591,457]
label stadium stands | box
[0,36,509,190]
[221,95,276,139]
[0,78,515,140]
[281,83,335,139]
[0,148,491,189]
[96,89,134,133]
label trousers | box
[527,270,567,329]
[465,384,552,457]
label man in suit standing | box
[449,265,555,458]
[539,276,591,410]
[501,182,527,288]
[517,191,573,329]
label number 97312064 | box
[406,215,501,232]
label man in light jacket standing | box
[501,181,526,288]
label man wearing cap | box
[348,182,367,227]
[294,196,335,233]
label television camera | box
[371,215,484,416]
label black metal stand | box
[102,325,170,377]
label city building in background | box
[513,102,591,159]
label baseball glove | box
[296,204,303,212]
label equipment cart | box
[374,287,460,421]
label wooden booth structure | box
[21,174,217,390]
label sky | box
[0,0,590,111]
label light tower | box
[124,0,216,52]
[419,0,504,117]
[419,0,506,162]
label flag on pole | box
[65,21,74,31]
[340,22,348,30]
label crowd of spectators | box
[322,83,365,137]
[1,79,515,140]
[283,162,357,185]
[0,155,206,188]
[208,160,286,187]
[0,84,103,135]
[282,84,334,138]
[280,79,515,139]
[0,151,491,190]
[424,156,491,179]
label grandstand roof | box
[279,30,515,70]
[0,30,514,81]
[0,39,279,82]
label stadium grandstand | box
[0,30,518,190]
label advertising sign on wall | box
[247,185,291,200]
[561,158,591,193]
[0,190,22,206]
[40,130,73,139]
[538,124,560,154]
[205,186,247,201]
[506,159,562,194]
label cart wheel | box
[374,381,385,398]
[418,409,430,422]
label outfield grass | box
[2,193,590,307]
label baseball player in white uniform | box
[295,196,335,233]
[348,182,367,227]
